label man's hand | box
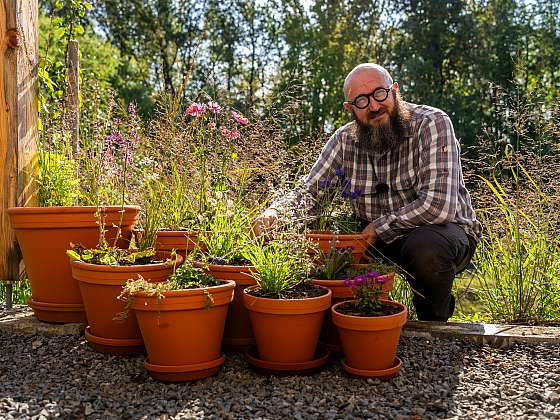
[362,221,378,247]
[252,208,279,238]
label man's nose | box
[368,97,380,111]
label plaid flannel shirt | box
[274,103,482,244]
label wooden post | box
[0,0,39,307]
[68,39,79,159]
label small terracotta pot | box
[155,230,205,256]
[306,231,369,263]
[332,299,407,373]
[204,263,257,352]
[132,280,235,382]
[243,285,332,364]
[312,272,395,353]
[8,205,139,323]
[70,253,182,355]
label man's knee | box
[400,226,457,281]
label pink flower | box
[221,128,241,140]
[232,111,249,125]
[187,102,207,117]
[207,101,222,114]
[207,122,217,130]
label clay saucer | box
[244,346,330,376]
[341,356,402,380]
[144,354,225,382]
[28,297,86,324]
[84,326,145,356]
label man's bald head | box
[343,64,393,99]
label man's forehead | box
[347,73,387,97]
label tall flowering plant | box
[344,272,387,314]
[309,167,363,233]
[143,97,251,232]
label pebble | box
[0,327,558,419]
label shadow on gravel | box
[0,331,478,419]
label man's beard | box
[353,92,411,155]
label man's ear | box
[393,82,399,92]
[343,101,352,111]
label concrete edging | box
[403,320,560,348]
[2,306,559,347]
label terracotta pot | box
[312,271,395,354]
[204,263,257,352]
[243,285,332,364]
[155,230,205,256]
[70,253,181,355]
[132,280,235,381]
[306,231,369,263]
[332,299,407,374]
[8,205,139,323]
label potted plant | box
[8,103,143,324]
[142,98,250,257]
[195,192,259,353]
[68,221,182,355]
[332,272,407,379]
[242,237,332,373]
[311,245,396,354]
[118,260,235,381]
[305,168,368,263]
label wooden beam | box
[0,0,38,286]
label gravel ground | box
[0,328,558,420]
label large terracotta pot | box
[132,280,235,382]
[332,299,407,377]
[8,205,139,323]
[204,263,257,352]
[155,230,205,256]
[312,271,395,354]
[306,231,369,263]
[243,285,331,364]
[70,253,181,355]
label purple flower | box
[354,275,367,284]
[335,167,345,178]
[366,271,380,278]
[349,188,364,200]
[343,278,352,288]
[319,178,331,189]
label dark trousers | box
[364,222,477,321]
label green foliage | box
[245,239,312,298]
[37,151,80,206]
[314,246,354,280]
[168,263,221,290]
[474,161,560,323]
[66,243,158,266]
[198,193,257,265]
[0,280,32,306]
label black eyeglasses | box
[346,84,394,109]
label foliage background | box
[38,0,560,154]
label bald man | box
[254,63,481,321]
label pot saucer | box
[144,354,225,382]
[84,326,145,356]
[28,297,86,324]
[244,346,330,376]
[341,356,402,380]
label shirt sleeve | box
[371,113,459,243]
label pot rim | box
[331,299,407,320]
[133,279,236,298]
[7,205,141,214]
[70,252,183,273]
